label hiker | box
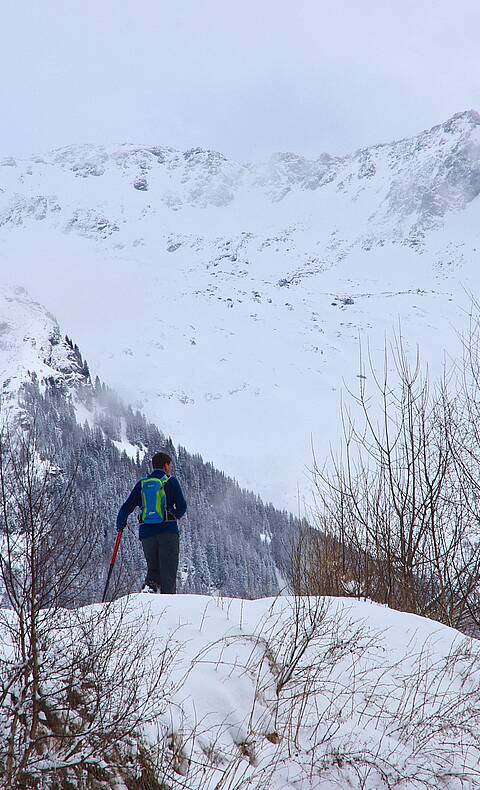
[116,451,187,593]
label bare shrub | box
[294,331,480,633]
[0,423,174,788]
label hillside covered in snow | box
[0,286,298,601]
[1,111,479,509]
[2,592,480,789]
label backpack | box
[140,475,169,524]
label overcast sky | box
[1,1,479,161]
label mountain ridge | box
[1,109,479,247]
[0,111,479,509]
[3,107,479,165]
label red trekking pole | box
[102,529,123,603]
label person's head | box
[152,451,173,474]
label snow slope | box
[0,286,139,459]
[0,111,479,509]
[0,286,89,415]
[142,594,480,789]
[3,593,479,788]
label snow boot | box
[141,583,158,594]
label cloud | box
[1,0,479,158]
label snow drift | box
[2,593,479,789]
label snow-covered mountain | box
[0,285,92,417]
[0,286,295,600]
[1,111,479,509]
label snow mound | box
[93,594,480,788]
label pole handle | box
[110,529,123,566]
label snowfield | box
[1,111,480,511]
[2,593,479,789]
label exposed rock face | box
[0,110,478,241]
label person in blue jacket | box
[116,451,187,593]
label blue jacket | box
[116,469,187,539]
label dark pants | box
[141,532,179,593]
